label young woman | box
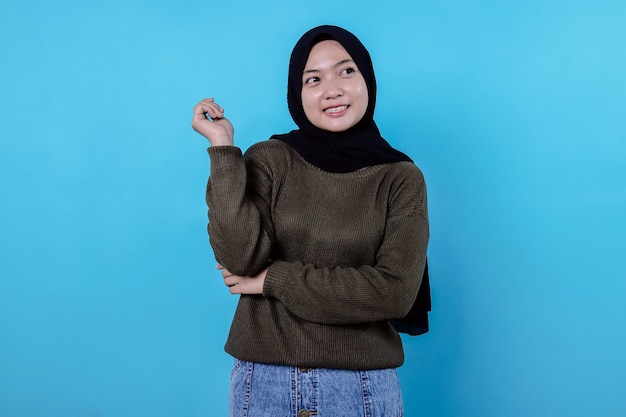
[192,25,429,417]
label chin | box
[321,120,357,132]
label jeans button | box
[298,410,310,417]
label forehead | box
[305,40,353,66]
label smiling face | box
[301,40,369,132]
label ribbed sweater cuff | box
[206,146,243,169]
[263,260,294,301]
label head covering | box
[275,25,431,336]
[273,25,412,173]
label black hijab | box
[275,25,430,336]
[273,25,412,173]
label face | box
[301,40,369,132]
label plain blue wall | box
[1,0,625,416]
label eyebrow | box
[303,59,355,74]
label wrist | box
[210,135,234,147]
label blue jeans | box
[229,359,404,417]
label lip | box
[323,104,350,117]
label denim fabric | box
[229,359,403,417]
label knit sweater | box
[206,139,429,370]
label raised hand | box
[191,98,235,146]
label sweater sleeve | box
[205,146,273,276]
[262,169,429,325]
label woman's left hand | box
[218,264,268,295]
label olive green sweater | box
[206,139,428,370]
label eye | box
[341,67,356,76]
[304,76,320,85]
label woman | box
[192,25,429,417]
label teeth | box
[325,105,348,114]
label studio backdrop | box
[1,1,625,416]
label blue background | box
[1,0,625,416]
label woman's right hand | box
[191,98,235,146]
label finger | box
[224,275,238,287]
[227,278,244,294]
[197,105,224,120]
[204,98,224,112]
[200,97,223,113]
[205,110,225,122]
[193,100,224,119]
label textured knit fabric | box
[276,24,431,334]
[206,139,429,370]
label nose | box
[324,78,343,99]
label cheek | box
[354,84,369,115]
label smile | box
[324,105,349,114]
